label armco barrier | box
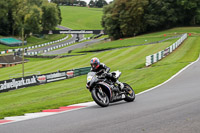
[146,33,188,66]
[0,36,92,55]
[0,67,91,93]
[0,35,69,55]
[24,37,91,55]
[74,67,91,77]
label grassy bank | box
[0,32,179,81]
[0,27,199,119]
[60,6,103,29]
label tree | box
[0,0,10,35]
[0,0,61,36]
[102,0,148,39]
[176,0,200,25]
[144,0,178,32]
[80,1,87,6]
[102,0,200,40]
[89,0,95,7]
[41,1,61,30]
[51,0,86,6]
[12,0,30,36]
[118,0,148,37]
[95,0,103,8]
[24,5,43,34]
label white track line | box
[136,56,200,96]
[1,56,199,125]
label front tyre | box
[123,83,135,102]
[91,87,109,107]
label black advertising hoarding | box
[0,67,90,93]
[164,47,170,57]
[36,70,74,84]
[41,30,106,35]
[0,76,38,93]
[36,75,47,84]
[0,70,74,93]
[44,71,67,83]
[66,71,74,78]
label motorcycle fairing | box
[97,82,112,100]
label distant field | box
[0,27,199,119]
[60,6,103,29]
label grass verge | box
[0,28,199,119]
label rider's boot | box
[116,80,124,91]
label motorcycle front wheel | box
[123,83,135,102]
[91,86,110,107]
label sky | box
[82,0,113,4]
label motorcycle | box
[86,70,135,107]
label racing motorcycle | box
[86,70,135,107]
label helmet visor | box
[91,63,98,69]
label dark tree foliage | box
[0,0,61,36]
[89,0,95,7]
[176,0,200,25]
[89,0,108,8]
[102,0,148,40]
[0,1,10,35]
[144,0,179,32]
[102,0,200,40]
[51,0,87,6]
[95,0,108,8]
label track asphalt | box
[0,56,199,133]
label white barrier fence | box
[24,37,91,55]
[146,33,188,66]
[0,35,91,55]
[0,35,68,54]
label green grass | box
[141,27,200,37]
[0,5,200,119]
[70,27,200,54]
[0,27,199,119]
[0,34,179,81]
[60,6,103,29]
[72,35,179,53]
[26,57,52,62]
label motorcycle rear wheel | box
[123,83,135,102]
[91,87,110,107]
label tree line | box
[88,0,108,8]
[51,0,108,8]
[0,0,61,37]
[51,0,87,7]
[102,0,200,40]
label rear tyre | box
[91,86,109,107]
[123,83,135,102]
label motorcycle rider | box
[89,57,124,90]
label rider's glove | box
[97,69,105,75]
[105,73,112,78]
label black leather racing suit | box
[91,63,116,82]
[91,63,109,75]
